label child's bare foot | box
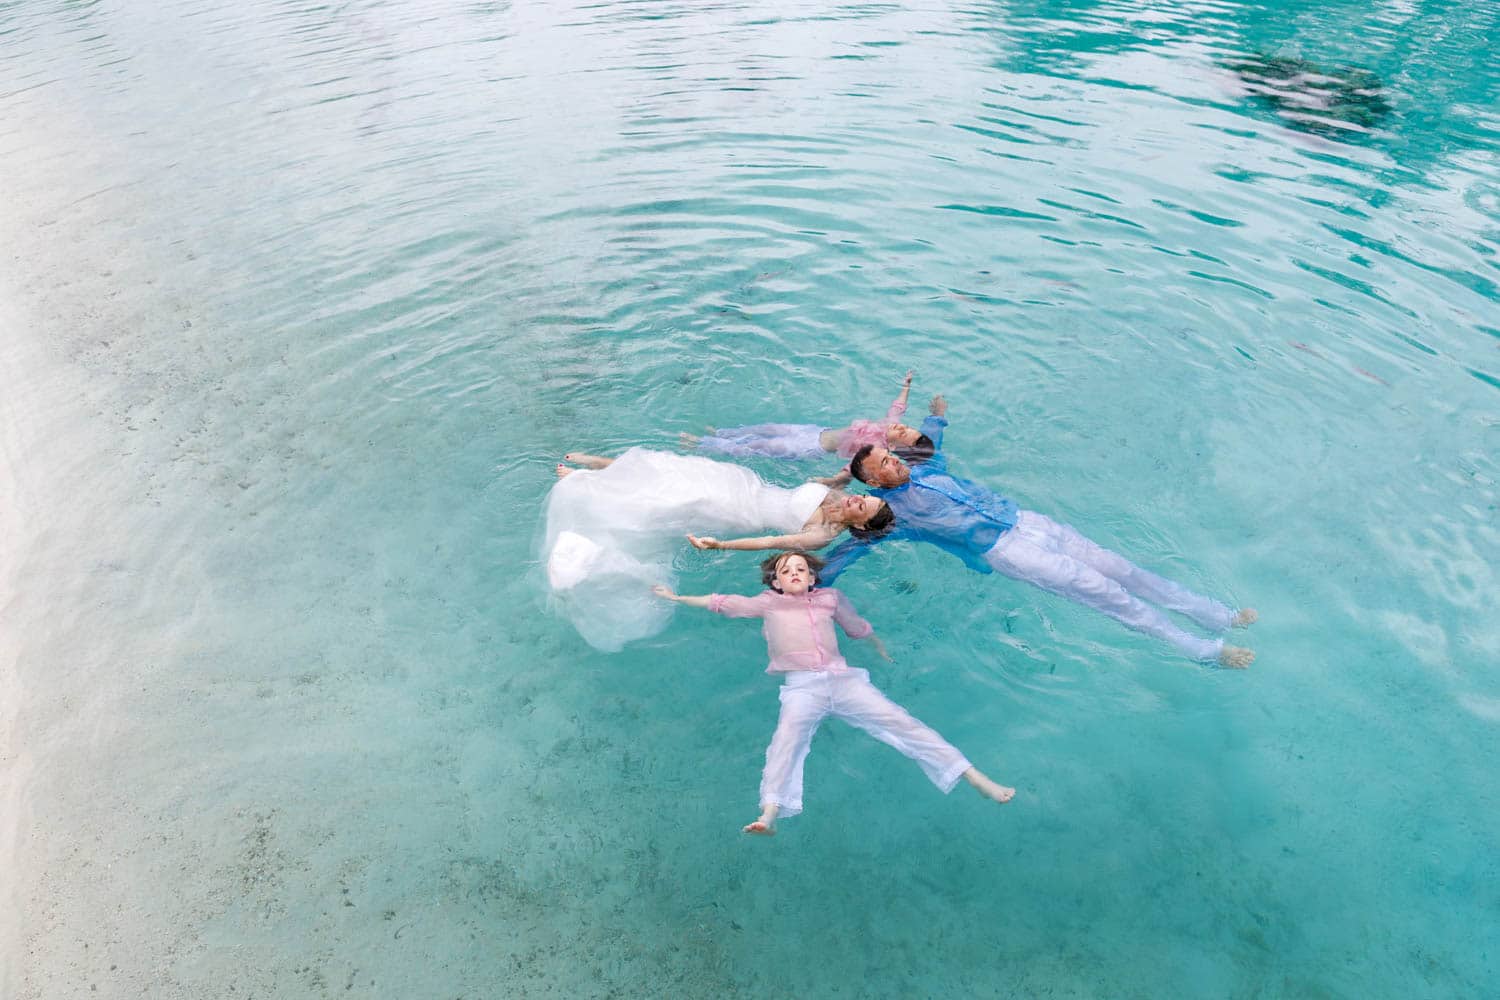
[962,767,1015,803]
[555,463,574,480]
[1232,608,1258,628]
[1219,645,1255,669]
[563,452,612,469]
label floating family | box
[543,374,1256,835]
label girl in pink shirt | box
[654,551,1015,836]
[681,371,934,463]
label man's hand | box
[929,394,947,416]
[810,470,853,488]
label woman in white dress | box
[545,449,893,651]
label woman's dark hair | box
[849,444,876,483]
[761,550,825,591]
[895,434,935,464]
[848,501,895,540]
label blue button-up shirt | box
[820,415,1019,584]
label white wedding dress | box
[543,448,829,651]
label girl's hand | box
[869,636,892,662]
[652,584,677,601]
[687,534,719,550]
[929,394,947,416]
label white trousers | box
[698,422,827,460]
[983,510,1232,661]
[760,669,972,819]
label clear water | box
[2,0,1496,996]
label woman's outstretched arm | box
[686,526,838,552]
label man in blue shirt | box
[821,396,1256,667]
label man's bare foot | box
[1219,645,1255,669]
[962,767,1015,803]
[1232,608,1258,628]
[555,463,574,480]
[678,432,701,450]
[562,452,612,469]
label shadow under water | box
[1226,53,1394,140]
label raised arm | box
[920,394,948,452]
[887,370,915,420]
[687,524,840,553]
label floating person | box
[1224,53,1393,139]
[545,450,894,651]
[681,370,935,464]
[653,551,1015,836]
[701,396,1257,667]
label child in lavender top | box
[654,551,1015,836]
[681,371,935,463]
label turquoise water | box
[2,0,1496,996]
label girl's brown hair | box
[760,550,826,591]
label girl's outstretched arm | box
[890,370,914,417]
[652,585,711,609]
[687,526,838,552]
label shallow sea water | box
[1,0,1497,996]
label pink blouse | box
[832,393,908,458]
[707,588,874,673]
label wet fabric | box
[820,415,1019,582]
[832,392,907,458]
[708,588,874,673]
[696,422,826,459]
[760,668,972,819]
[984,510,1230,661]
[543,448,828,651]
[692,390,907,461]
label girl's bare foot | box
[962,767,1015,803]
[1219,645,1255,669]
[743,803,778,835]
[678,432,701,450]
[555,464,574,480]
[1232,608,1258,628]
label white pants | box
[761,668,972,819]
[983,510,1232,661]
[698,422,827,460]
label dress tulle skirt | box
[542,448,827,651]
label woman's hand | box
[652,584,678,601]
[687,534,720,550]
[902,370,914,387]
